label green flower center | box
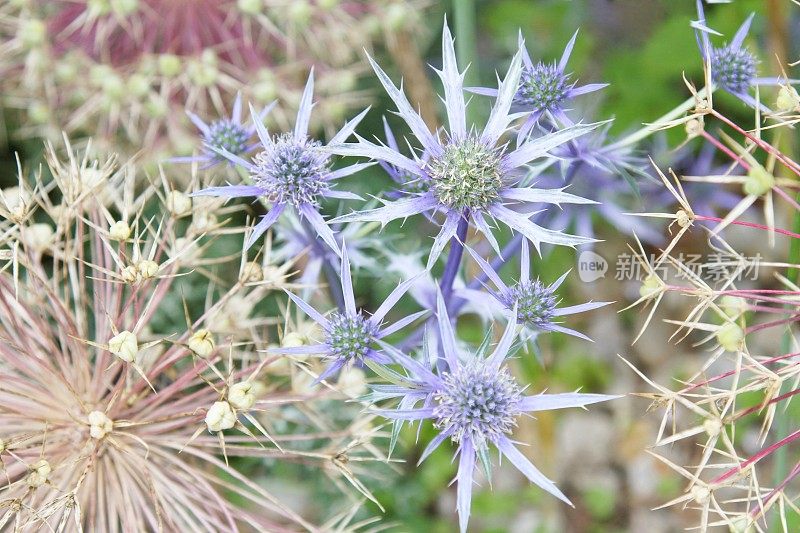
[427,138,503,210]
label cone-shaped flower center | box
[427,138,503,210]
[711,45,756,94]
[252,133,330,206]
[516,63,570,111]
[434,363,521,447]
[326,312,376,363]
[207,119,250,157]
[501,280,558,329]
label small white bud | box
[716,322,744,352]
[685,117,704,138]
[675,209,692,228]
[136,260,159,280]
[228,381,256,410]
[188,329,215,358]
[720,295,747,318]
[743,166,774,197]
[166,190,192,218]
[690,484,710,505]
[27,459,51,487]
[639,274,662,300]
[241,261,264,282]
[205,401,237,432]
[262,265,285,285]
[88,411,113,439]
[703,418,722,437]
[108,330,138,363]
[776,85,800,112]
[189,211,217,233]
[121,265,139,283]
[1,186,27,219]
[282,332,307,348]
[337,367,367,398]
[109,220,131,241]
[238,0,261,15]
[26,223,55,252]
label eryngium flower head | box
[692,3,790,111]
[368,291,619,532]
[467,240,609,342]
[275,245,424,382]
[192,71,371,251]
[469,30,606,142]
[329,21,602,269]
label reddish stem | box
[712,428,800,485]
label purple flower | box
[275,246,426,382]
[693,1,794,111]
[192,71,371,251]
[173,92,275,169]
[470,31,607,143]
[466,240,610,343]
[369,291,619,532]
[328,22,601,268]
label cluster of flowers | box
[0,0,424,165]
[181,21,625,531]
[0,139,388,530]
[623,4,800,531]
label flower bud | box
[121,265,139,283]
[337,367,367,398]
[166,190,192,217]
[237,0,261,14]
[743,166,774,197]
[109,220,131,241]
[158,54,182,77]
[88,411,114,439]
[109,330,138,363]
[690,484,710,505]
[205,401,237,432]
[188,329,215,358]
[136,260,159,279]
[241,261,264,282]
[716,322,744,352]
[703,418,722,437]
[685,117,704,138]
[27,223,54,252]
[776,85,800,112]
[282,332,306,348]
[638,274,661,300]
[720,295,747,318]
[27,459,51,487]
[228,381,256,410]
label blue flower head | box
[192,70,371,251]
[275,246,426,382]
[467,240,610,344]
[470,31,607,143]
[329,21,603,269]
[693,2,794,111]
[368,291,619,532]
[175,92,273,168]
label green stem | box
[453,0,480,122]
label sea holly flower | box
[368,291,619,532]
[275,246,427,382]
[465,240,610,344]
[192,71,371,251]
[328,22,601,268]
[470,31,607,142]
[174,92,275,168]
[693,1,794,111]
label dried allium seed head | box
[136,260,159,279]
[241,261,264,282]
[776,84,800,112]
[27,459,51,488]
[166,190,193,217]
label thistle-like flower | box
[275,246,426,382]
[174,92,274,168]
[466,240,610,343]
[329,22,601,268]
[369,292,619,532]
[470,31,607,141]
[192,71,371,251]
[693,1,793,111]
